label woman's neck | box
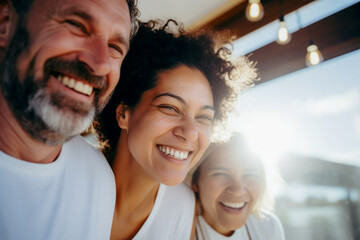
[110,132,160,240]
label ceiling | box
[137,0,245,30]
[137,0,360,84]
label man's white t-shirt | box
[0,136,116,240]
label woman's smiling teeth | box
[221,202,246,209]
[158,145,189,160]
[56,75,93,96]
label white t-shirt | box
[133,183,195,240]
[0,136,116,240]
[196,210,285,240]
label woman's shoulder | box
[247,210,285,240]
[165,183,194,195]
[138,184,195,239]
[251,209,282,226]
[157,183,195,218]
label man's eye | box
[64,20,88,34]
[109,44,123,58]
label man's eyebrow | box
[113,34,130,52]
[58,8,130,51]
[60,8,93,22]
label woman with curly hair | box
[95,20,256,239]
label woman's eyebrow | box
[209,167,230,171]
[152,93,185,104]
[244,168,260,172]
[152,93,215,113]
[201,105,215,113]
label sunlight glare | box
[230,113,297,163]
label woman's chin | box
[158,174,186,186]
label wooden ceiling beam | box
[248,3,360,84]
[195,1,360,84]
[201,0,315,38]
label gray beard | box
[25,87,96,145]
[0,21,106,145]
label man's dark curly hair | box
[10,0,140,37]
[96,20,256,161]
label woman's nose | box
[226,181,247,195]
[173,118,198,143]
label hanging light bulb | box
[245,0,264,22]
[305,40,323,66]
[276,15,291,45]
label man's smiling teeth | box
[158,145,189,160]
[222,202,246,209]
[56,75,93,96]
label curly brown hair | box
[95,20,256,162]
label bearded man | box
[0,0,139,239]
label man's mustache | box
[43,58,108,92]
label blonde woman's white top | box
[196,210,285,240]
[133,183,195,240]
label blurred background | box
[138,0,360,239]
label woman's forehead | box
[203,145,263,170]
[150,65,213,104]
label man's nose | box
[77,37,111,77]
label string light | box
[245,0,264,22]
[305,40,323,66]
[276,15,291,45]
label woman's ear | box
[0,1,14,48]
[116,104,130,130]
[192,183,198,193]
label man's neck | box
[0,93,62,163]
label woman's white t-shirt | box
[133,183,195,240]
[196,210,285,240]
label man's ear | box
[116,103,130,130]
[0,1,12,48]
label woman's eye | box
[244,173,260,180]
[212,172,227,177]
[157,105,180,115]
[197,114,214,125]
[65,20,88,34]
[199,115,214,122]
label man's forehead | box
[27,0,127,17]
[28,0,131,37]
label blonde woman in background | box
[191,133,285,240]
